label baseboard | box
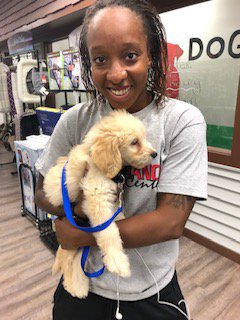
[183,228,240,264]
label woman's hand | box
[54,217,96,250]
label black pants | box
[53,272,187,320]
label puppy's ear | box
[90,134,122,178]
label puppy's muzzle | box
[151,152,158,158]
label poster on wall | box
[162,0,240,150]
[62,49,85,90]
[47,50,85,91]
[47,52,63,90]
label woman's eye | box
[94,56,106,64]
[131,138,138,145]
[126,52,137,61]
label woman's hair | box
[79,0,168,104]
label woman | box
[35,1,207,319]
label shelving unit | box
[18,162,58,252]
[2,48,89,252]
[47,88,87,106]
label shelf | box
[40,231,58,253]
[2,50,36,59]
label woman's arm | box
[118,193,195,248]
[54,192,195,249]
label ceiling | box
[32,0,210,42]
[0,0,210,51]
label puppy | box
[44,110,157,298]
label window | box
[161,0,240,168]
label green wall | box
[207,125,234,150]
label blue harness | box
[61,163,123,278]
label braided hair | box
[79,0,168,104]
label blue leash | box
[61,163,123,278]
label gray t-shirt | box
[36,97,207,301]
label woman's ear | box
[90,134,122,178]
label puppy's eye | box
[130,139,138,146]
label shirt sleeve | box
[35,116,73,177]
[157,120,208,200]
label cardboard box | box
[14,136,50,218]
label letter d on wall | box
[189,38,203,61]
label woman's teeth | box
[110,87,130,96]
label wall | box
[188,163,240,254]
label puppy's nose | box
[151,152,158,158]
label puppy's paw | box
[71,283,89,299]
[65,252,90,298]
[74,286,89,299]
[72,273,89,299]
[62,278,74,296]
[63,278,89,299]
[103,249,131,278]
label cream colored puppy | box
[44,110,157,298]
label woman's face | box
[87,7,152,113]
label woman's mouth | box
[108,86,131,97]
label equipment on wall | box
[27,63,49,97]
[17,59,47,104]
[0,51,47,153]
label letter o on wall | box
[207,37,225,59]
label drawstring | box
[115,275,123,320]
[114,250,191,320]
[133,249,191,320]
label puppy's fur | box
[44,110,156,298]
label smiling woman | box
[34,1,208,319]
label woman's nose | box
[106,63,127,83]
